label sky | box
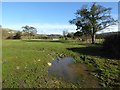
[1,2,119,35]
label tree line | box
[1,2,118,44]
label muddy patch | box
[48,56,101,88]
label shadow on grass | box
[22,40,119,59]
[22,39,82,45]
[22,39,51,42]
[67,45,119,60]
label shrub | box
[13,31,21,39]
[102,32,120,59]
[6,35,14,39]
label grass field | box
[2,40,120,88]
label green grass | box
[2,40,120,88]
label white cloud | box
[2,23,77,35]
[3,23,118,35]
[96,24,119,34]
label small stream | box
[48,56,101,88]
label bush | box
[6,31,21,39]
[6,35,14,39]
[13,31,21,39]
[102,32,120,59]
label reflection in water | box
[48,56,100,88]
[48,57,75,81]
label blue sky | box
[2,2,118,34]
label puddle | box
[48,56,101,88]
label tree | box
[22,25,37,39]
[67,32,74,38]
[63,30,68,40]
[63,30,68,36]
[13,31,21,39]
[69,3,117,44]
[73,31,83,40]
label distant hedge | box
[102,32,120,59]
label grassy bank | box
[2,40,120,88]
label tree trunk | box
[91,34,95,44]
[91,26,96,44]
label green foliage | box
[13,31,22,39]
[74,31,83,37]
[69,3,117,44]
[102,32,120,59]
[22,25,37,39]
[67,33,74,38]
